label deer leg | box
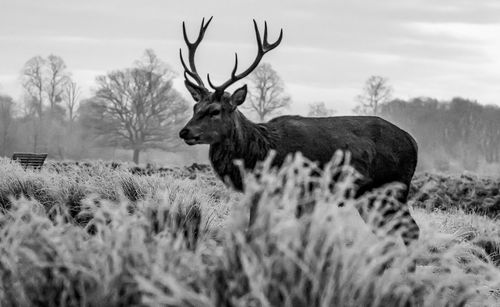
[355,181,420,247]
[395,185,420,246]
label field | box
[0,156,499,306]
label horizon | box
[1,0,500,115]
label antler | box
[179,16,213,87]
[207,20,283,94]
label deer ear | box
[230,84,247,107]
[185,81,208,102]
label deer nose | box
[179,128,189,139]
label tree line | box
[353,75,500,172]
[1,51,499,171]
[0,50,293,163]
[380,97,500,171]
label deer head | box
[178,17,283,145]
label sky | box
[1,0,500,115]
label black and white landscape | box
[0,1,499,306]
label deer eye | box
[209,109,221,117]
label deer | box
[178,17,420,246]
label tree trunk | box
[1,127,7,156]
[133,148,140,164]
[0,135,5,156]
[38,92,43,119]
[58,147,65,160]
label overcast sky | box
[1,0,500,114]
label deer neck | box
[209,110,276,190]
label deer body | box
[178,17,420,245]
[209,111,418,196]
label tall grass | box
[0,156,499,306]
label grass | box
[0,156,499,306]
[411,172,500,218]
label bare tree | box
[21,56,47,152]
[307,101,336,117]
[354,75,392,115]
[136,48,174,77]
[64,79,80,123]
[46,54,70,115]
[80,50,189,164]
[244,63,291,122]
[22,56,46,118]
[0,94,15,156]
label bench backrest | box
[11,153,48,170]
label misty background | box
[1,0,500,174]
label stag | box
[179,17,420,245]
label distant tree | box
[244,63,291,122]
[64,79,80,124]
[480,105,500,163]
[21,56,45,152]
[21,54,70,118]
[21,55,71,153]
[0,94,15,156]
[307,101,336,117]
[19,94,37,118]
[80,50,189,164]
[381,97,500,171]
[45,55,70,115]
[354,75,392,115]
[22,56,46,118]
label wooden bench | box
[11,153,48,170]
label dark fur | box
[181,82,420,245]
[210,111,418,199]
[179,18,419,247]
[209,111,420,246]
